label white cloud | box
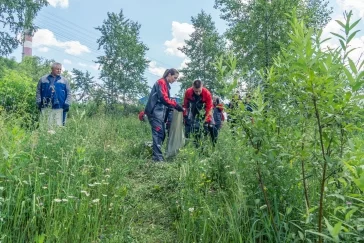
[337,0,364,18]
[148,61,166,77]
[347,36,364,64]
[38,47,49,52]
[78,62,87,67]
[179,58,190,69]
[164,21,194,58]
[90,63,100,70]
[33,29,90,56]
[63,59,72,64]
[48,0,69,8]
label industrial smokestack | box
[22,30,33,60]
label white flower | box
[61,199,68,202]
[92,199,100,203]
[229,171,236,175]
[81,190,90,197]
[54,199,62,202]
[188,207,194,213]
[47,130,56,135]
[102,194,107,197]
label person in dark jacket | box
[144,68,183,162]
[212,96,225,143]
[36,62,71,126]
[183,79,214,147]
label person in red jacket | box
[144,68,183,162]
[183,79,214,147]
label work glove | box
[63,104,70,112]
[175,103,183,112]
[204,121,213,128]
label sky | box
[10,0,364,96]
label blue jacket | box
[36,74,71,109]
[145,78,178,122]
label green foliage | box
[0,0,48,56]
[17,56,54,83]
[214,0,332,85]
[71,68,96,103]
[0,69,37,122]
[178,10,226,95]
[96,10,150,111]
[0,56,17,77]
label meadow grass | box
[0,110,363,242]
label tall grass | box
[0,108,363,242]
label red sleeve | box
[183,88,191,117]
[203,88,213,122]
[157,79,177,107]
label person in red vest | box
[183,79,215,147]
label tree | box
[0,0,48,56]
[17,56,54,82]
[95,10,149,111]
[178,10,225,96]
[71,68,96,102]
[214,0,332,83]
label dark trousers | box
[185,120,216,147]
[149,118,166,161]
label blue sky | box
[11,0,364,96]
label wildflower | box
[42,186,48,189]
[229,171,236,175]
[188,207,194,213]
[67,195,76,199]
[61,199,68,202]
[0,187,4,191]
[39,173,45,175]
[54,199,62,202]
[105,168,111,172]
[92,199,100,203]
[102,194,107,197]
[260,205,267,210]
[81,190,90,197]
[88,183,95,187]
[47,130,56,135]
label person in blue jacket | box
[36,62,71,126]
[144,68,184,162]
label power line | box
[35,11,172,68]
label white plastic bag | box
[166,110,185,158]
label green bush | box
[0,69,37,123]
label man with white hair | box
[36,62,71,126]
